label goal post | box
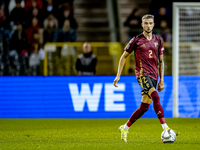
[172,2,179,118]
[173,2,200,118]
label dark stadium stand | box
[74,0,110,42]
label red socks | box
[126,91,166,128]
[151,91,165,124]
[127,102,150,127]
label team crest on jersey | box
[126,44,130,49]
[154,42,158,47]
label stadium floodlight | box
[173,2,200,118]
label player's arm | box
[113,51,130,87]
[158,54,164,92]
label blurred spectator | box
[43,13,58,29]
[9,21,29,76]
[8,0,25,14]
[160,27,172,43]
[158,19,172,44]
[53,19,76,42]
[30,30,40,53]
[9,21,29,56]
[0,29,11,56]
[25,17,41,53]
[149,0,172,17]
[43,13,58,44]
[26,6,43,28]
[10,0,26,29]
[76,42,97,75]
[29,52,40,75]
[56,0,74,14]
[153,7,172,44]
[0,7,6,26]
[42,0,57,19]
[0,26,10,75]
[154,7,171,28]
[0,7,11,55]
[124,8,141,41]
[28,29,43,75]
[25,0,43,11]
[0,0,10,17]
[58,6,78,29]
[0,4,10,30]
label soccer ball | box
[161,129,176,143]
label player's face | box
[142,19,154,33]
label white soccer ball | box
[161,129,176,143]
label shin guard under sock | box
[127,102,150,126]
[151,91,165,119]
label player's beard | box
[144,29,152,34]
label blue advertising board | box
[179,76,200,118]
[0,76,199,118]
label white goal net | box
[179,8,200,75]
[173,3,200,118]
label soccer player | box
[113,14,169,142]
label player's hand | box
[113,77,120,87]
[158,81,164,92]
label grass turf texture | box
[0,118,200,150]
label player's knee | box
[142,106,149,113]
[140,102,150,113]
[150,90,160,103]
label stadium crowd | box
[0,0,181,76]
[0,0,77,76]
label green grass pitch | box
[0,118,200,150]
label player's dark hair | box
[142,14,154,21]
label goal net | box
[173,3,200,118]
[179,7,200,75]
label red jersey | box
[125,33,165,80]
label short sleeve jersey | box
[125,33,165,80]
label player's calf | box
[151,91,164,119]
[123,102,149,131]
[151,90,169,130]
